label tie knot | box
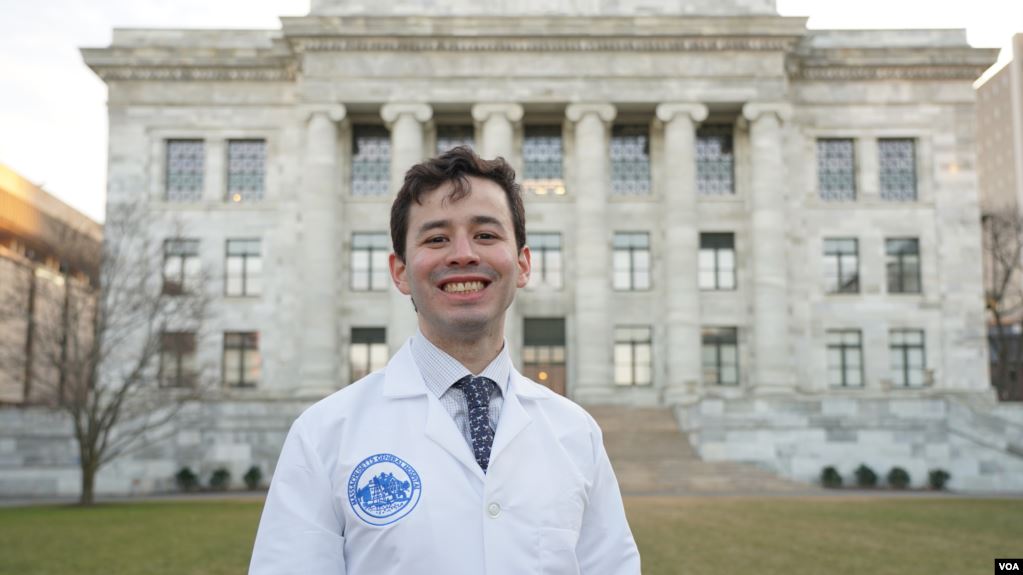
[455,375,493,410]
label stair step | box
[584,405,813,494]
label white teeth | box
[443,281,484,293]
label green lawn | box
[0,496,1019,574]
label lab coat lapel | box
[490,371,541,465]
[424,393,486,482]
[384,341,485,480]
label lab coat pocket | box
[538,527,581,575]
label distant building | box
[0,164,102,405]
[977,34,1023,401]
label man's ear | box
[389,253,412,295]
[516,245,531,289]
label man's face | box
[389,176,530,342]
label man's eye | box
[426,236,447,244]
[477,233,497,240]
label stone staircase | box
[585,406,812,495]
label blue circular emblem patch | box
[347,453,422,526]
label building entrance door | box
[523,318,567,395]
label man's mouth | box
[442,281,487,294]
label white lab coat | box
[249,341,640,575]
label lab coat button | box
[487,502,501,518]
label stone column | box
[742,103,794,392]
[381,103,433,351]
[473,103,525,353]
[472,103,523,161]
[566,103,616,402]
[299,105,346,396]
[656,103,708,404]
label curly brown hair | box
[390,146,526,262]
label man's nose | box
[447,234,480,266]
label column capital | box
[380,103,433,126]
[303,104,347,123]
[742,102,792,123]
[565,103,616,124]
[655,103,708,124]
[471,103,524,123]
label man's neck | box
[420,324,505,374]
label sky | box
[0,0,1019,223]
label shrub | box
[243,465,263,490]
[854,464,878,488]
[175,467,199,492]
[929,469,951,490]
[209,468,231,491]
[887,467,911,489]
[820,466,843,488]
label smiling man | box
[250,146,640,575]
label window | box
[702,327,738,386]
[886,238,921,294]
[436,125,475,155]
[166,140,204,202]
[823,238,859,294]
[890,329,926,387]
[697,125,734,196]
[699,233,736,290]
[611,125,651,196]
[827,330,863,387]
[227,139,266,202]
[223,332,260,388]
[352,125,391,197]
[162,239,200,295]
[526,232,562,290]
[612,232,650,290]
[225,239,262,297]
[817,139,856,201]
[879,139,917,201]
[522,126,565,196]
[350,327,388,383]
[614,326,652,386]
[159,332,196,388]
[523,318,567,395]
[351,233,390,291]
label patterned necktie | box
[454,375,496,473]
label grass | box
[0,496,1019,574]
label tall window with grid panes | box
[226,140,266,202]
[610,125,650,196]
[166,140,204,201]
[890,329,926,387]
[159,332,197,388]
[699,233,736,290]
[162,239,200,295]
[823,238,859,294]
[436,125,475,155]
[696,125,734,196]
[352,126,391,197]
[522,126,565,196]
[886,238,921,294]
[879,139,916,201]
[223,332,261,388]
[350,328,388,383]
[817,139,856,201]
[702,327,739,385]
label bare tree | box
[1,201,213,504]
[983,209,1023,401]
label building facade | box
[6,0,1016,496]
[0,164,101,406]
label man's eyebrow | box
[415,215,506,236]
[416,219,450,236]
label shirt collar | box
[410,329,510,399]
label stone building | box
[6,0,1020,497]
[977,33,1023,401]
[0,164,101,405]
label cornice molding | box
[797,65,989,81]
[91,66,296,82]
[290,36,800,53]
